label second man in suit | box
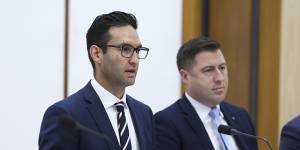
[154,37,258,150]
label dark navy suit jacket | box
[154,96,258,150]
[39,82,154,150]
[280,115,300,150]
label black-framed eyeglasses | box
[105,43,149,59]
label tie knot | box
[209,106,221,119]
[114,101,125,112]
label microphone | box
[218,125,273,150]
[59,115,117,150]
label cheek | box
[191,78,209,89]
[223,71,229,80]
[223,74,229,84]
[103,57,120,73]
[196,75,212,84]
[105,55,123,68]
[111,62,124,74]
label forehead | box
[193,49,226,67]
[108,25,141,46]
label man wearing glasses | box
[39,11,153,150]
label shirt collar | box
[185,92,224,121]
[91,76,128,109]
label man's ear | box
[89,45,103,64]
[179,69,190,84]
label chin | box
[125,80,135,86]
[216,93,226,99]
[212,97,225,104]
[217,99,224,104]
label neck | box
[186,91,218,108]
[94,72,125,99]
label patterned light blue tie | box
[115,101,132,150]
[209,106,231,150]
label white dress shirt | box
[186,93,239,150]
[91,77,140,150]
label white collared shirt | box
[91,77,140,150]
[186,93,239,150]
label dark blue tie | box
[115,101,132,150]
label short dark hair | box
[177,36,221,71]
[86,11,138,70]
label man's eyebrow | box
[219,62,227,66]
[122,42,142,48]
[201,63,226,70]
[201,65,215,71]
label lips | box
[125,69,136,76]
[212,87,225,94]
[212,87,224,90]
[125,69,136,73]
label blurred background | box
[0,0,299,149]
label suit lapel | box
[126,96,146,150]
[220,103,238,129]
[220,102,247,150]
[83,82,120,150]
[179,97,215,150]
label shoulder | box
[126,95,154,118]
[42,81,94,122]
[282,115,300,134]
[126,95,152,110]
[221,101,245,111]
[220,101,249,116]
[50,89,84,112]
[40,89,84,127]
[286,116,300,128]
[155,98,181,114]
[154,97,185,122]
[153,98,184,134]
[51,82,94,112]
[126,95,150,108]
[39,89,85,149]
[280,115,300,150]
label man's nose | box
[214,69,224,82]
[129,50,139,64]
